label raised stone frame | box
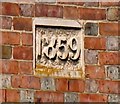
[33,17,84,78]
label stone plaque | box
[33,18,84,78]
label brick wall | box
[0,0,120,102]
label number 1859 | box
[39,36,81,61]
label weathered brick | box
[63,6,78,19]
[20,4,35,17]
[85,65,105,79]
[84,37,106,50]
[1,2,20,16]
[1,0,35,3]
[78,8,106,20]
[20,90,34,102]
[0,74,11,88]
[85,79,98,93]
[100,2,119,7]
[11,0,35,3]
[85,50,98,64]
[1,45,12,59]
[35,91,64,102]
[12,75,40,89]
[56,78,68,91]
[80,94,108,102]
[2,60,19,74]
[18,61,33,75]
[36,0,56,3]
[35,4,63,18]
[98,52,120,65]
[51,92,64,102]
[57,0,84,6]
[22,33,33,46]
[69,79,85,92]
[6,89,20,102]
[13,17,32,31]
[11,75,21,88]
[107,8,119,21]
[41,77,55,91]
[84,2,99,7]
[106,66,120,80]
[85,23,98,36]
[2,32,20,45]
[106,36,120,51]
[108,94,120,102]
[64,92,79,102]
[0,16,12,29]
[99,23,119,36]
[13,46,33,60]
[0,89,5,102]
[99,80,119,94]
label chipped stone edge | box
[33,18,82,28]
[33,17,84,79]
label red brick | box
[18,61,33,75]
[57,0,84,6]
[12,75,40,89]
[51,92,64,102]
[63,6,78,19]
[2,32,20,45]
[99,80,119,94]
[2,60,19,74]
[0,16,12,29]
[6,89,20,102]
[100,2,119,6]
[13,17,32,31]
[13,46,33,60]
[1,2,20,16]
[56,78,68,91]
[80,94,108,102]
[85,65,105,79]
[99,23,119,36]
[78,8,106,20]
[11,75,22,88]
[35,4,63,18]
[98,52,120,65]
[84,37,106,50]
[22,33,33,46]
[69,79,85,92]
[0,89,5,102]
[35,91,64,102]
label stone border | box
[33,17,84,78]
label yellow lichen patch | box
[77,69,85,79]
[35,64,62,75]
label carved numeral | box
[68,36,81,61]
[42,36,57,59]
[57,37,69,60]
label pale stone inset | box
[33,18,84,78]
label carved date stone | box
[34,18,84,78]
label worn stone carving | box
[35,27,83,78]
